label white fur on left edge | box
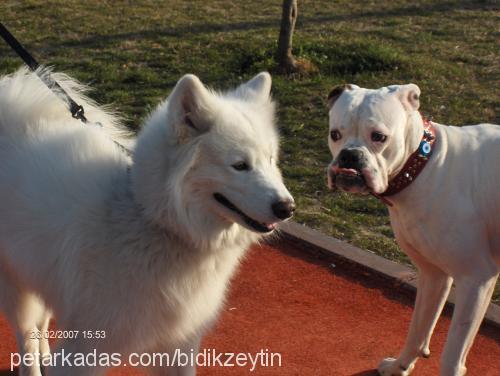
[0,68,292,376]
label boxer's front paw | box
[377,357,415,376]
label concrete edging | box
[277,221,500,328]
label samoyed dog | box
[0,68,295,376]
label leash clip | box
[71,104,87,122]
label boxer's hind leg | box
[378,249,452,376]
[440,269,497,376]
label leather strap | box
[373,116,436,204]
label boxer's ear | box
[392,84,421,112]
[327,84,354,109]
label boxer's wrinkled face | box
[326,83,421,194]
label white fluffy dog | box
[0,68,295,375]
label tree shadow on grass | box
[24,0,495,52]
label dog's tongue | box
[335,167,359,176]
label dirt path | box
[1,242,498,375]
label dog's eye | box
[371,132,387,143]
[330,130,342,142]
[232,161,250,171]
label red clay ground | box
[0,241,498,375]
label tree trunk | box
[277,0,298,73]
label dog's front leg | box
[38,310,51,376]
[48,338,107,376]
[440,272,498,376]
[378,262,452,376]
[149,336,201,376]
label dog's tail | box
[0,67,134,150]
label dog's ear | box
[168,74,215,139]
[235,72,272,102]
[327,84,353,109]
[390,84,421,112]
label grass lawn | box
[1,0,498,302]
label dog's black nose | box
[272,199,296,220]
[337,149,365,169]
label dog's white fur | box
[327,84,499,376]
[0,68,293,375]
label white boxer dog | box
[326,83,499,376]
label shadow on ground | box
[0,370,16,375]
[351,370,379,376]
[20,0,495,53]
[270,235,500,342]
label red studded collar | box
[372,115,436,206]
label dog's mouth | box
[331,167,368,192]
[213,193,276,233]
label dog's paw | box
[377,357,415,376]
[421,347,430,358]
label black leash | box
[0,22,88,123]
[0,22,132,156]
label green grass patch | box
[0,0,498,302]
[297,40,406,75]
